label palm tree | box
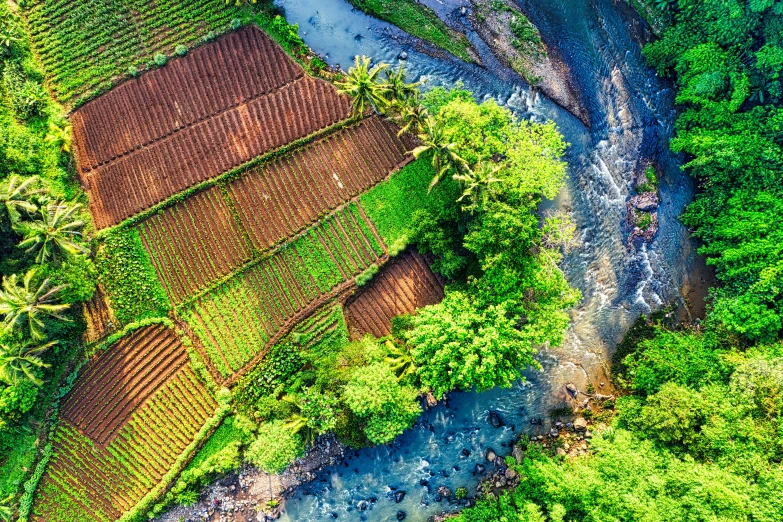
[0,175,40,223]
[453,160,505,212]
[392,94,429,137]
[383,340,416,382]
[0,341,55,386]
[0,495,13,522]
[15,202,89,263]
[336,55,390,117]
[44,120,73,154]
[384,64,419,105]
[0,269,70,341]
[411,116,470,191]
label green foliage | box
[95,228,170,325]
[153,52,168,67]
[336,55,390,117]
[455,428,782,522]
[343,362,421,444]
[345,0,472,61]
[355,264,379,286]
[404,291,540,398]
[245,420,303,473]
[621,329,728,395]
[642,0,783,342]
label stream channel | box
[265,0,697,519]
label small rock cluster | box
[626,192,659,245]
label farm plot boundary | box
[139,115,413,305]
[70,25,352,229]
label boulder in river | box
[488,410,504,427]
[486,449,497,462]
[474,463,486,475]
[357,500,368,512]
[397,511,407,520]
[394,490,406,503]
[436,486,452,500]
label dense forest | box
[455,0,783,520]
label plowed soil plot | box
[139,186,252,304]
[81,284,115,344]
[72,26,351,228]
[32,364,217,522]
[345,250,444,339]
[227,116,414,251]
[60,324,188,446]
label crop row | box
[72,27,302,171]
[85,73,351,229]
[32,365,217,522]
[61,325,187,445]
[182,203,383,378]
[24,0,239,104]
[227,115,413,251]
[139,186,251,304]
[138,116,409,306]
[344,250,445,339]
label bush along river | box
[159,1,707,520]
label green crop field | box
[23,0,239,106]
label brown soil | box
[139,186,252,304]
[34,365,217,522]
[61,324,188,446]
[73,26,352,229]
[82,284,117,344]
[344,250,445,339]
[227,116,410,252]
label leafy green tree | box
[245,420,304,474]
[44,120,72,154]
[452,160,504,213]
[343,362,421,444]
[392,93,429,136]
[0,341,54,386]
[0,269,70,340]
[404,291,540,398]
[336,55,390,117]
[384,64,419,104]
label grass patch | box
[95,227,171,325]
[359,157,436,246]
[345,0,472,61]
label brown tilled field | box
[74,26,352,229]
[227,115,414,251]
[138,186,252,304]
[60,324,188,446]
[344,250,444,339]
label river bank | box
[156,0,704,519]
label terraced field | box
[24,0,239,105]
[27,19,437,522]
[138,186,252,304]
[33,326,218,521]
[345,250,444,338]
[181,203,385,381]
[72,26,352,228]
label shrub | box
[175,44,188,56]
[153,52,167,66]
[230,18,243,30]
[245,420,303,474]
[355,264,379,287]
[343,362,421,444]
[126,65,138,77]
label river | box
[238,1,699,520]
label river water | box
[272,0,697,520]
